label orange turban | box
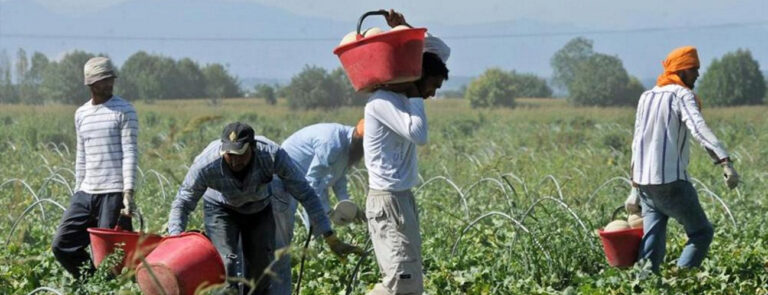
[656,46,702,108]
[354,119,364,137]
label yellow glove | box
[324,232,363,260]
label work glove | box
[120,189,136,216]
[330,200,366,226]
[722,161,739,189]
[624,187,641,214]
[325,232,363,259]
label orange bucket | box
[598,206,644,267]
[87,227,163,273]
[333,10,426,92]
[598,227,644,267]
[136,232,225,295]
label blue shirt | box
[168,136,331,236]
[279,123,355,213]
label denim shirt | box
[168,136,331,236]
[279,123,354,213]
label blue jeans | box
[638,180,714,273]
[269,183,298,295]
[204,200,275,295]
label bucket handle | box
[609,205,625,221]
[356,10,389,36]
[114,210,145,232]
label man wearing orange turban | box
[625,46,740,273]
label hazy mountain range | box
[1,0,766,91]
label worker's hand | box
[325,233,363,260]
[120,189,136,216]
[385,9,410,28]
[722,161,739,189]
[624,187,641,214]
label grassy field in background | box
[1,98,766,294]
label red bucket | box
[87,227,163,273]
[136,232,225,295]
[333,10,427,92]
[598,227,644,268]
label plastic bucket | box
[87,227,163,273]
[598,227,644,267]
[333,10,427,92]
[596,205,646,268]
[136,232,225,295]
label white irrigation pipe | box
[413,176,469,220]
[36,153,50,166]
[25,287,64,295]
[1,178,46,220]
[519,196,595,249]
[6,140,17,151]
[585,176,632,205]
[538,175,565,200]
[58,142,71,157]
[698,188,738,227]
[7,199,66,246]
[144,169,170,200]
[500,172,529,196]
[450,211,552,268]
[463,178,515,212]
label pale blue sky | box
[2,0,767,86]
[27,0,768,27]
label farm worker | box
[363,10,450,295]
[269,121,366,295]
[167,122,362,294]
[51,57,138,278]
[626,46,739,273]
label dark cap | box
[220,122,255,155]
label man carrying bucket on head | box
[269,120,366,295]
[360,10,450,295]
[167,122,361,294]
[51,56,137,279]
[626,46,740,273]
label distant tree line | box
[0,49,241,104]
[1,43,764,108]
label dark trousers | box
[204,201,275,295]
[51,191,132,278]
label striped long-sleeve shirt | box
[631,84,729,185]
[74,95,138,194]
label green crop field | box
[1,98,766,294]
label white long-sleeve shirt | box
[74,96,138,193]
[364,90,427,191]
[631,84,728,185]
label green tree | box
[39,50,96,104]
[119,51,181,101]
[254,84,277,105]
[330,67,366,106]
[0,50,16,103]
[175,58,206,99]
[202,63,242,102]
[551,37,594,90]
[697,49,766,106]
[284,65,343,110]
[568,53,633,106]
[508,71,553,98]
[19,52,49,104]
[465,68,517,108]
